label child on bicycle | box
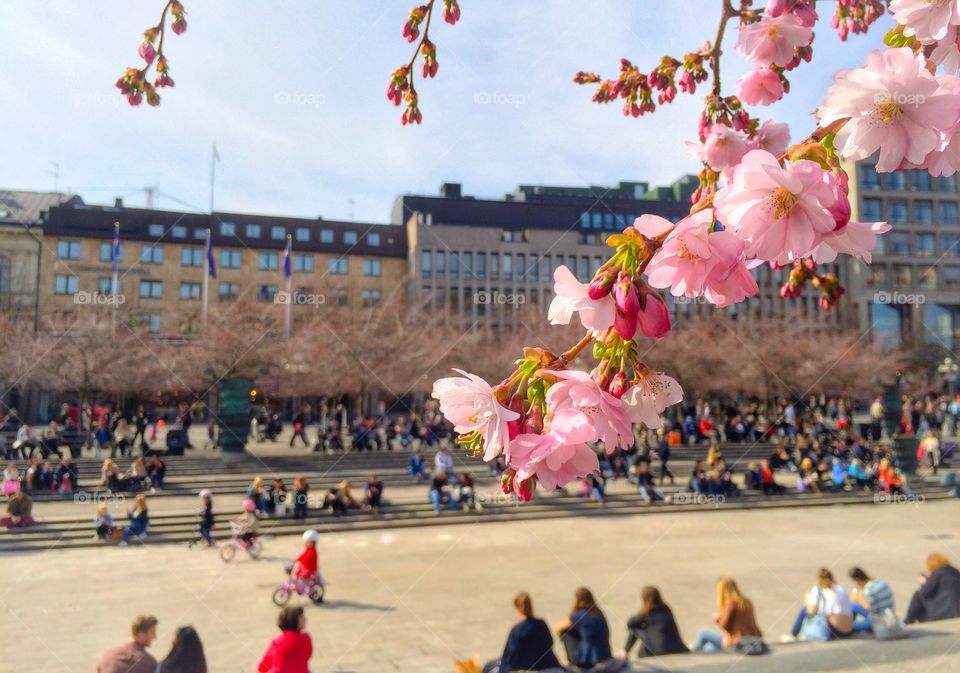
[292,529,321,585]
[234,498,260,543]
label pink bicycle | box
[272,562,326,605]
[220,522,263,562]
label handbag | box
[800,590,831,642]
[870,608,907,641]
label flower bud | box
[587,267,617,300]
[138,41,156,65]
[172,17,188,35]
[609,372,628,398]
[614,273,641,316]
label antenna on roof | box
[348,198,355,220]
[50,162,60,192]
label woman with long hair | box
[483,592,562,673]
[161,626,207,673]
[622,586,688,659]
[905,553,960,624]
[554,587,612,670]
[690,577,762,652]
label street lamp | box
[938,356,959,398]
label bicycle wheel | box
[272,587,291,606]
[248,540,263,559]
[309,583,325,604]
[220,543,236,562]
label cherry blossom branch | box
[115,0,186,106]
[386,0,461,125]
[710,0,741,96]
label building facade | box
[39,200,407,335]
[394,178,696,327]
[846,158,960,359]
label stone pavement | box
[3,499,960,672]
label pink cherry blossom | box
[735,13,814,68]
[644,210,759,308]
[929,26,960,75]
[547,265,615,333]
[737,68,785,106]
[767,0,818,27]
[811,220,892,264]
[890,0,960,43]
[713,150,837,265]
[819,48,960,172]
[547,370,634,449]
[747,120,791,156]
[432,369,520,461]
[621,371,683,429]
[687,123,748,173]
[637,290,671,338]
[509,409,600,491]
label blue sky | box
[0,1,893,223]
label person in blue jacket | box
[555,587,613,670]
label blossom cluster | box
[115,0,186,107]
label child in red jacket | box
[293,529,321,584]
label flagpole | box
[202,228,211,331]
[209,141,218,213]
[112,222,120,333]
[284,234,292,339]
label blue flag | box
[110,227,121,274]
[206,232,217,279]
[282,236,292,279]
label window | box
[516,254,525,281]
[148,315,161,334]
[888,200,908,224]
[181,247,203,267]
[567,255,577,271]
[293,254,314,273]
[368,232,381,246]
[579,212,590,228]
[271,226,285,240]
[328,257,348,274]
[220,222,236,236]
[937,175,957,192]
[912,170,931,192]
[362,259,381,277]
[892,264,912,287]
[578,256,590,282]
[486,252,495,279]
[886,172,905,191]
[172,225,187,239]
[603,213,614,229]
[148,224,164,237]
[915,200,934,225]
[888,233,911,256]
[96,277,118,295]
[862,198,882,221]
[56,240,80,260]
[916,233,935,257]
[501,253,512,281]
[502,230,523,242]
[859,164,880,190]
[421,250,432,278]
[450,252,460,280]
[591,256,603,276]
[592,212,602,229]
[246,224,261,238]
[257,252,279,271]
[943,235,960,257]
[944,266,960,288]
[180,282,201,300]
[220,250,241,269]
[330,288,348,306]
[139,280,162,299]
[99,242,121,262]
[941,202,958,225]
[54,275,78,294]
[320,229,334,243]
[476,252,486,279]
[361,289,382,307]
[579,233,599,245]
[461,252,473,278]
[218,283,240,301]
[529,256,538,282]
[296,227,310,242]
[870,303,903,348]
[541,255,552,282]
[344,231,358,244]
[923,303,955,350]
[141,245,163,265]
[919,268,937,289]
[194,229,208,240]
[257,285,278,302]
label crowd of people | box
[482,553,960,672]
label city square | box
[4,2,960,672]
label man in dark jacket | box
[905,554,960,624]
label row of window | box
[420,250,603,283]
[878,233,960,258]
[861,198,959,225]
[58,241,381,276]
[859,167,957,193]
[53,276,383,306]
[129,222,384,246]
[870,302,960,350]
[865,265,960,290]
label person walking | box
[289,404,311,449]
[655,429,675,485]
